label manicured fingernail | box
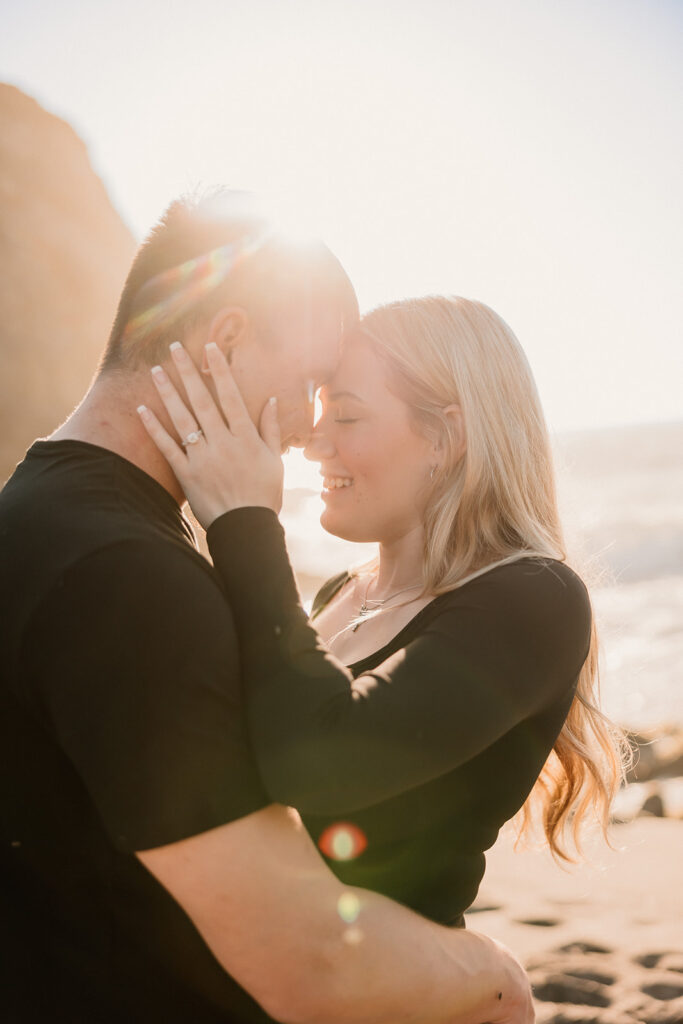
[137,404,150,419]
[269,396,277,408]
[205,342,219,353]
[169,341,182,353]
[151,365,167,382]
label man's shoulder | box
[2,439,215,585]
[1,445,229,668]
[55,536,227,624]
[22,534,239,709]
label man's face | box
[229,308,344,450]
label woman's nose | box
[304,428,335,462]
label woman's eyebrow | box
[324,390,367,403]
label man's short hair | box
[101,190,359,371]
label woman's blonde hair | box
[356,295,627,861]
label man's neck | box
[49,371,185,506]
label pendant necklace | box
[352,577,423,631]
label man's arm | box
[138,803,532,1024]
[35,544,530,1023]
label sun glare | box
[3,0,681,434]
[263,192,324,250]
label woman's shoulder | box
[443,556,588,606]
[311,570,352,619]
[432,557,593,643]
[428,561,593,696]
[494,555,587,591]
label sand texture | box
[466,819,683,1022]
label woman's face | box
[305,338,435,543]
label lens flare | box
[318,822,367,861]
[122,234,266,350]
[337,892,361,924]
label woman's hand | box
[137,341,283,528]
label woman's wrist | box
[206,507,302,626]
[206,505,281,536]
[203,498,279,531]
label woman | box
[140,295,624,926]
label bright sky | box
[3,0,682,456]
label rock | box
[641,980,683,1002]
[642,998,683,1023]
[658,954,683,975]
[636,953,672,969]
[534,1009,605,1023]
[0,83,136,482]
[557,942,612,956]
[627,731,659,783]
[611,781,651,823]
[527,953,617,987]
[528,945,683,1024]
[613,778,683,823]
[532,973,613,1008]
[639,788,666,818]
[626,728,683,784]
[654,735,683,780]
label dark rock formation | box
[639,790,666,818]
[0,83,136,481]
[627,728,683,784]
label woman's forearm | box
[207,506,567,817]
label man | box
[0,192,532,1023]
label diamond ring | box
[181,429,204,448]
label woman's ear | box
[202,307,250,373]
[441,403,466,462]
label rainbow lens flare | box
[122,234,264,350]
[318,822,367,861]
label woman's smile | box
[321,475,354,495]
[305,339,436,544]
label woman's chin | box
[320,507,374,544]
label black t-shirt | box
[207,508,592,926]
[0,442,271,1023]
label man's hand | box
[137,803,534,1024]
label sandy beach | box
[467,818,683,1022]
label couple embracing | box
[1,191,622,1023]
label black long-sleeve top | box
[207,507,592,924]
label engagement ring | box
[181,429,204,448]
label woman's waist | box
[308,822,486,925]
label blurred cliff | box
[0,84,136,482]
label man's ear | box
[439,403,466,462]
[202,307,250,372]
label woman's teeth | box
[323,477,353,490]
